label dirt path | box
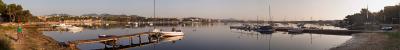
[330,33,400,50]
[3,28,70,50]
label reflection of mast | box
[152,0,158,49]
[268,34,272,50]
[310,33,312,44]
[268,0,272,50]
[290,32,293,40]
[267,0,272,50]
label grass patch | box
[384,32,400,49]
[385,32,400,39]
[0,26,16,30]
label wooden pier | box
[231,26,371,35]
[275,27,363,35]
[66,32,162,50]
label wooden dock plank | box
[67,32,159,45]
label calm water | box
[43,23,352,50]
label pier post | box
[155,32,161,42]
[148,34,152,42]
[112,38,118,49]
[129,36,133,45]
[138,35,142,44]
[68,44,78,50]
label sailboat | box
[150,0,184,37]
[255,0,275,33]
[255,25,274,33]
[152,28,184,37]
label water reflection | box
[97,36,184,50]
[42,23,352,50]
[229,23,353,36]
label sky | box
[3,0,400,21]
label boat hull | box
[161,32,184,36]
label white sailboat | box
[152,28,184,36]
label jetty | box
[231,26,390,35]
[94,36,183,50]
[66,32,163,50]
[274,27,361,35]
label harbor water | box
[42,23,352,50]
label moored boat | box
[161,36,184,42]
[287,28,304,33]
[152,28,184,37]
[67,26,84,33]
[255,25,275,33]
[52,23,73,29]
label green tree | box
[6,4,22,22]
[0,0,38,22]
[343,8,371,26]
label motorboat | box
[67,26,84,33]
[52,23,73,29]
[161,36,184,42]
[152,28,184,37]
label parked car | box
[381,26,393,31]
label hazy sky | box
[4,0,400,21]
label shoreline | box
[331,33,400,50]
[0,26,69,50]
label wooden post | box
[104,43,107,49]
[112,38,118,49]
[138,35,142,44]
[68,44,78,50]
[129,36,133,45]
[157,33,161,42]
[148,34,152,42]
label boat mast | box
[153,0,157,29]
[268,0,272,24]
[153,0,156,18]
[257,16,260,24]
[267,1,272,50]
